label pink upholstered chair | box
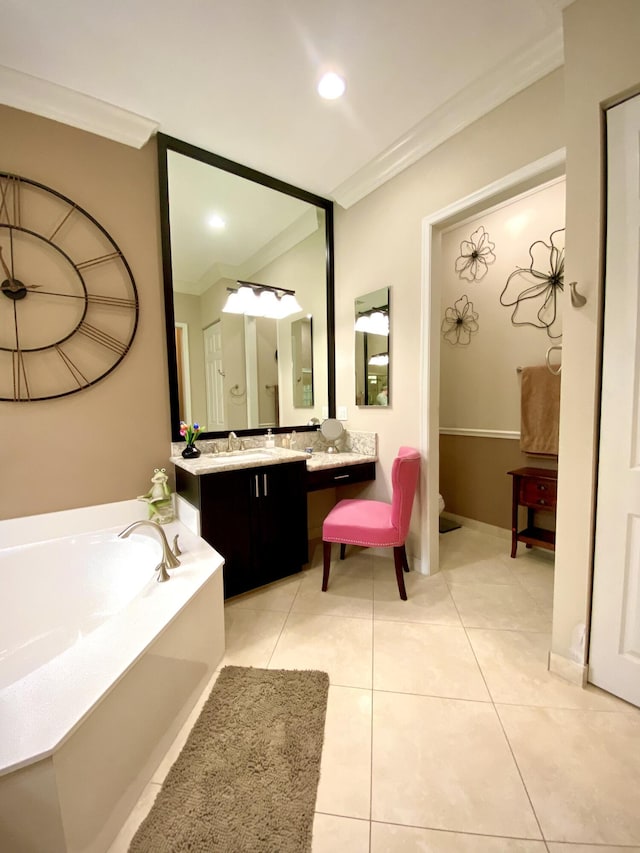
[321,447,421,600]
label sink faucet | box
[118,520,181,582]
[228,431,237,451]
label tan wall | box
[0,105,169,520]
[439,434,557,530]
[552,0,640,667]
[334,69,565,558]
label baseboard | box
[441,513,511,541]
[548,651,588,686]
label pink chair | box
[321,447,421,600]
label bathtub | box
[0,499,225,853]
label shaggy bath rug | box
[129,666,330,853]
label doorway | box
[420,149,566,576]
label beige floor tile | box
[224,572,303,612]
[269,611,373,688]
[222,607,287,667]
[442,554,519,586]
[547,845,640,853]
[439,529,508,571]
[468,629,631,710]
[291,563,374,619]
[448,581,551,631]
[374,621,489,700]
[374,570,462,625]
[315,686,372,820]
[106,782,161,852]
[510,554,555,607]
[371,823,547,852]
[498,705,640,844]
[371,692,541,838]
[312,814,370,852]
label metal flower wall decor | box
[455,226,496,281]
[499,228,564,339]
[441,295,479,346]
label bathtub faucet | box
[118,520,181,582]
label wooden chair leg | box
[322,541,332,591]
[339,543,347,560]
[401,545,410,573]
[393,547,408,600]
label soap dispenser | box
[265,428,275,448]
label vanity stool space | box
[176,460,308,599]
[507,466,558,558]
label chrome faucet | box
[118,520,181,582]
[228,431,237,451]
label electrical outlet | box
[337,406,348,420]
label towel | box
[520,365,560,456]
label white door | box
[590,94,640,707]
[204,322,225,431]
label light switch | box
[337,406,348,420]
[321,406,329,419]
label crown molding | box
[0,64,158,148]
[331,30,564,209]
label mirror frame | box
[157,133,335,441]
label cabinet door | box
[252,462,308,586]
[200,468,254,599]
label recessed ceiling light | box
[208,214,226,229]
[318,72,346,100]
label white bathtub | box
[0,499,225,853]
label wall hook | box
[569,281,587,308]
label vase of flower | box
[180,421,202,459]
[182,442,201,459]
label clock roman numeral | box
[54,345,89,388]
[48,204,77,242]
[86,293,137,309]
[12,349,30,401]
[0,175,21,227]
[78,322,128,355]
[76,251,122,271]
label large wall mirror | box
[157,134,335,441]
[355,287,390,407]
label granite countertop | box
[171,429,378,476]
[171,447,377,476]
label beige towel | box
[520,365,560,456]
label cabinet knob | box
[539,499,546,505]
[539,484,547,491]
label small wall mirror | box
[291,316,314,408]
[355,287,390,406]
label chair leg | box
[393,547,408,600]
[401,545,410,573]
[322,541,332,591]
[339,543,347,560]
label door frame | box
[419,148,566,574]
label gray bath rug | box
[129,666,330,853]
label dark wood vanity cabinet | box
[176,461,308,598]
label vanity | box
[172,435,377,598]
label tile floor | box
[110,526,640,853]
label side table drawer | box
[520,478,557,509]
[307,461,376,492]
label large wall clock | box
[0,172,138,401]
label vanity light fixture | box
[355,308,389,336]
[222,280,303,319]
[368,352,389,366]
[318,71,346,100]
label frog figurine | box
[138,467,174,524]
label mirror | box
[355,287,390,407]
[291,317,314,408]
[157,134,335,440]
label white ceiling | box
[0,0,571,207]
